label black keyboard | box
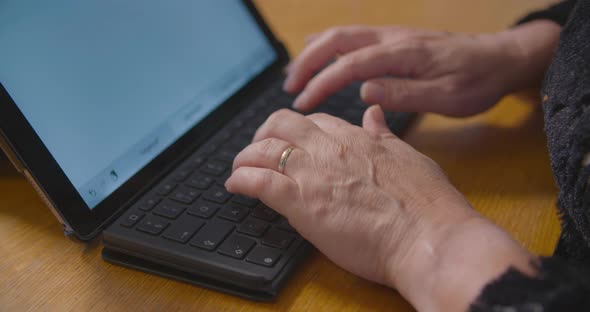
[103,81,415,298]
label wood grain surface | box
[0,1,561,311]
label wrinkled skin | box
[227,106,476,288]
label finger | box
[232,138,308,178]
[360,77,449,114]
[225,167,299,219]
[304,33,321,45]
[306,113,352,134]
[284,26,381,93]
[253,109,324,149]
[362,105,396,136]
[292,42,429,111]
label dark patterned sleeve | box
[470,1,590,310]
[470,257,590,311]
[516,0,577,26]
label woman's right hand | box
[284,20,561,116]
[226,106,536,312]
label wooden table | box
[0,1,561,311]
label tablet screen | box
[0,1,276,209]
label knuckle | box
[307,112,331,121]
[257,138,279,159]
[268,108,291,122]
[263,109,291,132]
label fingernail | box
[292,93,306,110]
[283,75,295,92]
[363,82,385,104]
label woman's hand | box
[284,21,561,116]
[226,106,535,311]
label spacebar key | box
[190,219,234,251]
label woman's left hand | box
[225,106,534,311]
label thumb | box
[362,105,394,136]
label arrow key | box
[218,234,256,259]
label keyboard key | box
[204,186,232,204]
[241,108,257,119]
[229,119,245,130]
[120,211,145,228]
[153,200,186,219]
[232,195,258,207]
[157,182,177,196]
[138,197,160,212]
[136,216,170,235]
[261,228,295,249]
[218,204,249,222]
[187,200,220,219]
[237,217,269,237]
[216,129,234,142]
[185,155,206,170]
[276,218,297,233]
[243,126,258,137]
[201,143,220,156]
[218,234,256,259]
[200,161,228,176]
[190,220,234,251]
[186,174,214,190]
[216,171,232,186]
[252,204,279,222]
[215,148,238,163]
[170,186,201,204]
[234,133,254,146]
[162,214,205,244]
[246,246,282,267]
[173,167,193,182]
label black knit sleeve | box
[517,0,577,26]
[470,257,590,311]
[470,1,590,310]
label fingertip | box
[224,167,248,195]
[366,104,385,120]
[360,81,385,105]
[283,75,296,93]
[224,174,236,193]
[362,105,390,135]
[292,93,310,111]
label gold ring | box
[278,146,296,174]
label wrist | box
[428,218,535,311]
[384,197,535,312]
[492,20,562,92]
[382,193,477,310]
